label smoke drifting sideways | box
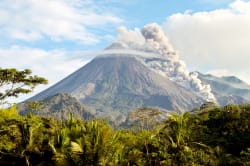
[103,23,216,102]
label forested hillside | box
[1,103,250,165]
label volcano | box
[25,23,217,120]
[23,23,250,120]
[30,55,204,119]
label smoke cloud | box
[117,26,145,46]
[141,23,174,53]
[110,23,216,102]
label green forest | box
[0,103,250,166]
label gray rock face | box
[30,55,204,119]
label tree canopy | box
[0,103,250,165]
[0,68,47,105]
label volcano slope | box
[29,55,204,119]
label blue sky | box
[1,0,250,102]
[0,0,236,51]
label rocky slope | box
[29,55,204,120]
[18,93,93,120]
[197,72,250,105]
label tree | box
[200,101,218,110]
[128,107,162,130]
[0,68,48,105]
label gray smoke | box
[141,23,174,52]
[108,23,216,102]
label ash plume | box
[105,23,216,102]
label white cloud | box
[0,0,122,44]
[0,46,90,102]
[163,0,250,83]
[0,0,123,103]
[0,46,89,84]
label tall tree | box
[0,68,47,105]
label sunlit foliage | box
[0,103,250,165]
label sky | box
[1,0,250,102]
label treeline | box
[1,103,250,166]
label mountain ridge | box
[19,93,93,120]
[197,72,250,105]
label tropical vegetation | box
[0,103,250,165]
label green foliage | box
[27,100,45,111]
[0,103,250,165]
[241,148,250,165]
[0,68,47,105]
[200,101,219,110]
[0,105,18,120]
[127,107,162,130]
